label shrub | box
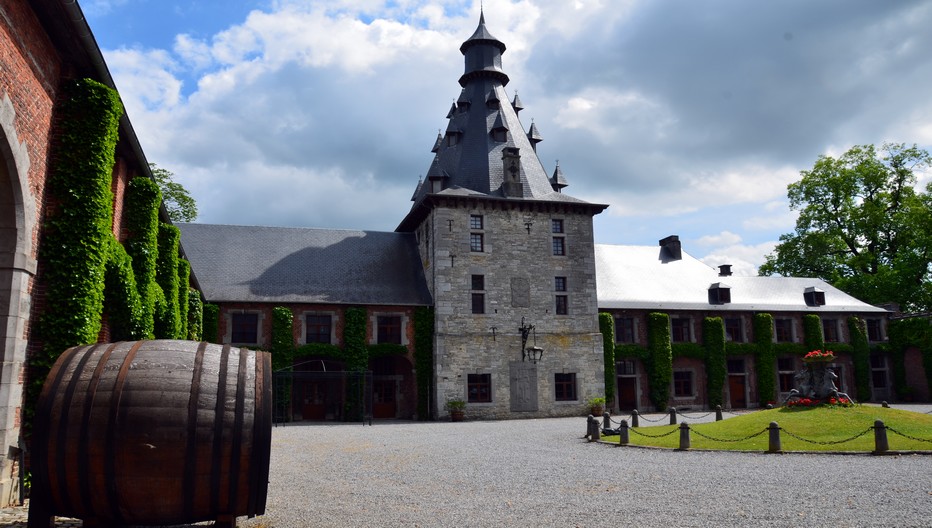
[646,312,672,411]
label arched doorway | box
[0,108,36,506]
[369,355,415,420]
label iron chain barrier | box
[886,426,932,444]
[690,427,769,443]
[777,426,874,446]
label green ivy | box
[725,342,758,357]
[124,177,161,338]
[615,344,649,360]
[803,314,824,351]
[704,317,726,408]
[343,307,368,371]
[103,236,146,341]
[414,307,434,421]
[202,303,219,343]
[888,317,932,398]
[646,313,672,411]
[671,342,706,360]
[186,289,203,341]
[271,307,295,372]
[598,313,615,407]
[294,342,343,360]
[753,313,776,405]
[368,343,408,358]
[154,223,181,338]
[176,259,191,340]
[30,79,123,426]
[848,316,871,401]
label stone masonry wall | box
[425,200,604,419]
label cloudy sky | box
[84,0,932,276]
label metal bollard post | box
[881,401,889,408]
[873,420,889,454]
[677,422,690,450]
[632,409,639,428]
[715,405,723,421]
[669,407,677,425]
[603,411,611,431]
[768,422,782,453]
[618,419,629,446]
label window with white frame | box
[671,317,692,342]
[672,370,694,398]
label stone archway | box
[0,93,37,507]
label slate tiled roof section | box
[399,14,607,231]
[595,244,888,313]
[177,223,432,306]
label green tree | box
[759,143,932,312]
[149,163,198,222]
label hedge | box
[753,313,775,405]
[124,176,161,338]
[848,317,871,401]
[186,289,203,341]
[176,259,191,340]
[599,313,615,407]
[103,236,146,341]
[203,303,219,343]
[803,314,824,352]
[646,312,672,411]
[703,317,726,408]
[154,223,181,338]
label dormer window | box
[446,131,461,147]
[708,283,731,304]
[804,287,826,307]
[492,128,507,142]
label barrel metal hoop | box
[210,344,232,514]
[104,340,145,525]
[183,341,210,519]
[76,342,121,519]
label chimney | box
[718,264,733,277]
[659,235,681,261]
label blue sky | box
[83,0,932,276]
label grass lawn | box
[601,405,932,452]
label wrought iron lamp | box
[518,317,544,363]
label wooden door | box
[617,377,638,410]
[509,362,538,412]
[373,379,397,419]
[728,375,747,408]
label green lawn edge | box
[600,405,932,452]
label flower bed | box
[785,396,854,409]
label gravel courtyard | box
[240,414,932,528]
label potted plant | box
[445,399,466,422]
[587,396,606,416]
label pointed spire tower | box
[399,11,606,232]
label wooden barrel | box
[28,340,272,527]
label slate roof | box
[399,14,604,232]
[595,244,888,314]
[177,223,432,306]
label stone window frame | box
[471,273,485,315]
[226,310,264,346]
[370,312,409,346]
[467,372,492,403]
[866,318,886,342]
[551,218,566,256]
[773,317,796,343]
[822,318,841,343]
[298,310,339,346]
[724,316,745,342]
[671,369,696,398]
[615,316,639,344]
[776,356,796,395]
[554,276,568,315]
[554,372,578,402]
[670,317,693,343]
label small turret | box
[550,161,567,192]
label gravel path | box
[241,412,932,528]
